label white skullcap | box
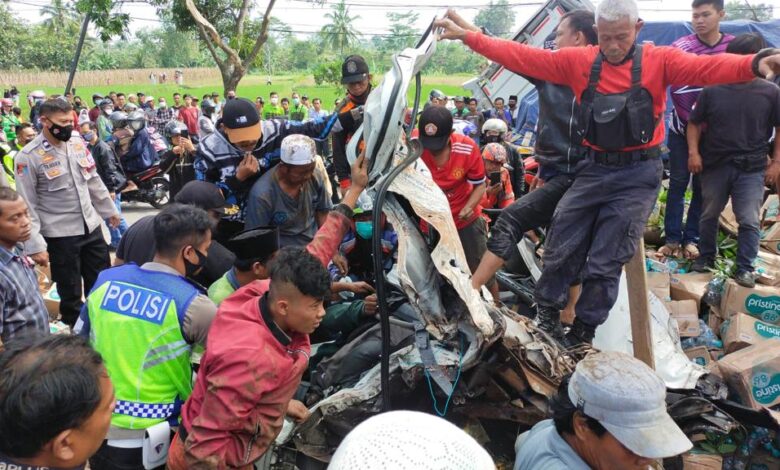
[328,411,495,470]
[281,134,316,165]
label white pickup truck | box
[462,0,594,109]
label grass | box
[16,73,473,115]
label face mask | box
[227,95,235,100]
[82,131,95,142]
[271,97,278,105]
[159,102,167,109]
[48,123,72,142]
[103,107,112,116]
[293,98,300,106]
[485,135,501,144]
[184,247,208,278]
[355,221,374,239]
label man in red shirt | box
[177,94,200,140]
[435,1,780,347]
[418,106,488,277]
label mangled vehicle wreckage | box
[262,19,777,469]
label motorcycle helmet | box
[163,120,187,139]
[109,111,128,129]
[127,110,146,131]
[123,102,138,113]
[482,118,508,136]
[99,98,115,115]
[429,89,446,102]
[201,98,216,116]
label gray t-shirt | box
[514,420,590,470]
[245,165,332,247]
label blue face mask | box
[355,221,373,239]
[82,131,95,142]
[293,98,300,106]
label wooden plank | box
[624,239,655,369]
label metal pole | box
[65,14,91,95]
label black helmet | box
[109,111,128,129]
[164,120,187,139]
[127,110,146,131]
[341,55,369,84]
[429,89,446,101]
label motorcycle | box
[121,164,171,209]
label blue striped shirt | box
[0,244,49,342]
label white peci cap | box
[328,411,495,470]
[280,134,316,165]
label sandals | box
[658,242,681,259]
[683,243,700,260]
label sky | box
[7,0,780,40]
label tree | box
[725,1,773,21]
[41,0,80,34]
[320,0,361,57]
[474,0,516,37]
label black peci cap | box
[226,226,280,261]
[418,105,453,152]
[341,55,370,84]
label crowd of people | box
[1,0,780,468]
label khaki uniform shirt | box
[14,133,118,254]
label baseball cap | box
[211,92,219,97]
[145,96,154,103]
[568,351,692,459]
[453,96,465,102]
[329,411,495,469]
[174,181,231,214]
[280,134,316,165]
[418,106,453,152]
[341,55,370,84]
[221,97,261,144]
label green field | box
[17,73,474,115]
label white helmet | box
[482,118,508,135]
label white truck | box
[462,0,595,108]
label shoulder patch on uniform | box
[16,163,28,176]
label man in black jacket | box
[471,10,597,293]
[81,121,129,250]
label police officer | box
[331,54,371,191]
[15,98,119,328]
[437,1,780,346]
[76,203,218,470]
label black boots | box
[561,318,596,349]
[534,305,564,341]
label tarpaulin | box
[639,20,780,47]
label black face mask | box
[485,135,501,144]
[48,123,73,142]
[183,247,208,278]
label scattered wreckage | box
[259,18,780,470]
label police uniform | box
[14,133,118,326]
[76,262,217,469]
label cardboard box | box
[42,283,60,322]
[762,223,780,255]
[670,272,713,310]
[684,346,711,367]
[716,341,780,410]
[646,272,671,301]
[749,449,780,470]
[665,300,701,337]
[720,279,780,324]
[755,249,780,287]
[682,452,723,470]
[707,310,723,336]
[709,348,724,362]
[722,312,780,354]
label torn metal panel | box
[594,272,706,389]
